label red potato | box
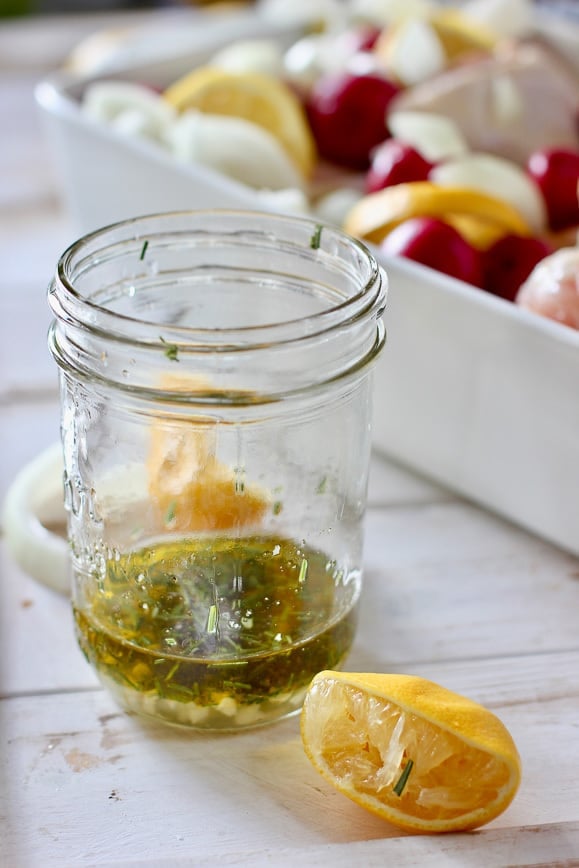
[527,147,579,231]
[306,71,401,169]
[483,234,554,302]
[516,247,579,330]
[381,217,483,286]
[365,139,434,193]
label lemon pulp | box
[301,672,521,832]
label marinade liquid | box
[73,535,359,729]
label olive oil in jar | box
[73,535,359,729]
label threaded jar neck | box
[48,210,386,405]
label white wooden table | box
[1,11,578,867]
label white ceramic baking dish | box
[35,7,579,558]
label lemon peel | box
[444,214,509,250]
[343,181,530,244]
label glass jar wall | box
[48,210,387,730]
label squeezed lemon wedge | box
[301,671,522,833]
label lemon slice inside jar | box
[147,373,269,533]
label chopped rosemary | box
[393,759,414,797]
[206,604,219,635]
[139,240,149,261]
[165,500,177,524]
[316,476,327,494]
[164,682,196,701]
[310,224,323,250]
[166,661,181,680]
[159,336,179,362]
[223,680,252,691]
[153,677,166,698]
[272,500,283,515]
[72,535,358,723]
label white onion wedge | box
[388,111,469,162]
[314,188,364,226]
[283,34,330,89]
[430,153,546,232]
[257,0,347,29]
[255,188,311,215]
[210,38,285,77]
[377,19,446,86]
[164,111,304,191]
[283,32,363,88]
[462,0,534,39]
[110,108,169,141]
[82,81,176,137]
[346,0,434,26]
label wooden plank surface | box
[2,651,578,866]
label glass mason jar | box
[48,211,387,731]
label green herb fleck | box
[116,670,141,690]
[393,759,414,797]
[206,604,219,635]
[298,558,308,584]
[223,680,252,691]
[310,224,323,250]
[164,682,194,701]
[160,336,179,362]
[272,500,283,516]
[139,240,149,261]
[316,476,327,494]
[166,661,180,680]
[153,677,166,698]
[165,500,177,524]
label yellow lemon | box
[163,66,316,177]
[444,214,508,250]
[301,671,522,833]
[429,8,498,61]
[343,182,530,245]
[147,373,269,533]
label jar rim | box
[53,209,385,348]
[49,209,387,402]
